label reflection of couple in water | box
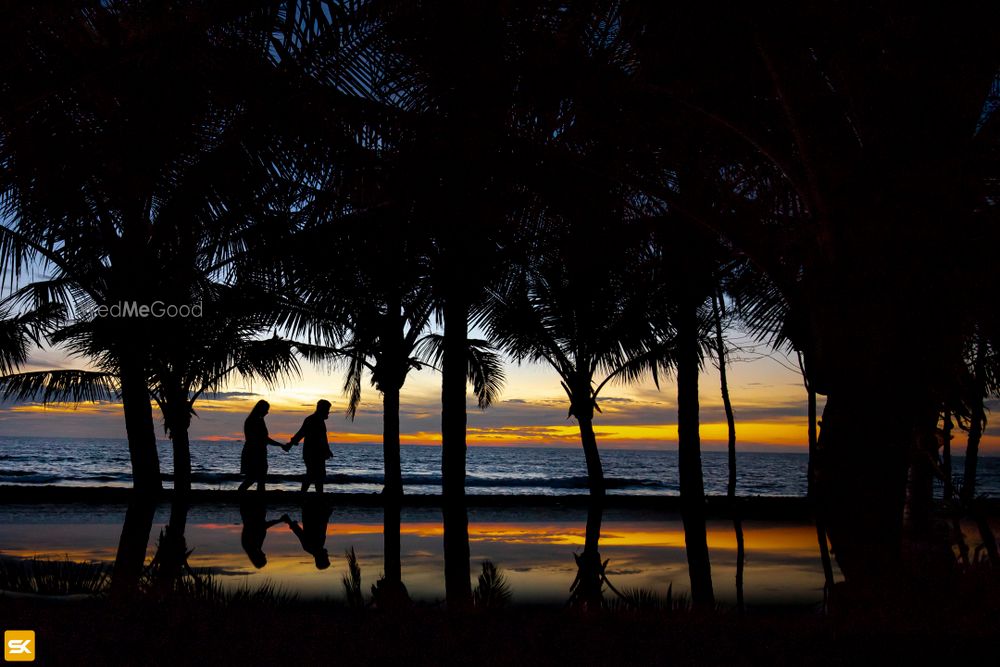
[240,497,333,570]
[237,399,334,494]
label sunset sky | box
[2,326,994,454]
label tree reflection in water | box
[372,499,410,609]
[443,503,471,610]
[110,498,155,600]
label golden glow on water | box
[185,520,824,552]
[0,516,844,604]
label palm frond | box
[0,370,119,404]
[467,339,505,410]
[472,560,512,609]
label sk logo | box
[4,631,34,662]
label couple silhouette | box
[240,496,332,570]
[238,399,333,494]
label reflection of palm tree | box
[372,499,410,610]
[569,503,606,610]
[146,500,206,599]
[111,499,156,600]
[443,504,471,609]
[566,503,658,611]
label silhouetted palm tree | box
[644,215,740,611]
[352,1,523,505]
[627,3,1000,586]
[485,213,663,496]
[0,2,303,491]
[0,283,302,492]
[277,209,505,495]
[0,304,64,375]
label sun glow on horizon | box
[4,345,999,453]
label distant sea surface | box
[1,436,998,497]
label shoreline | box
[0,484,816,517]
[3,485,997,519]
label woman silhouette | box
[240,497,283,568]
[238,400,287,493]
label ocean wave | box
[0,473,62,484]
[0,467,666,491]
[177,471,665,490]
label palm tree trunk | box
[171,424,192,494]
[807,387,818,497]
[163,388,192,494]
[962,339,986,503]
[383,384,403,496]
[119,359,162,493]
[711,294,742,611]
[577,415,606,497]
[711,292,737,501]
[441,294,468,504]
[964,402,985,502]
[381,289,404,497]
[810,295,937,588]
[816,388,911,587]
[677,297,714,609]
[942,409,953,500]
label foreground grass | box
[1,593,998,666]
[1,551,997,665]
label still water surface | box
[0,504,842,606]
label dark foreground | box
[2,487,998,665]
[2,592,998,666]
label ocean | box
[1,436,998,497]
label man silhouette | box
[282,497,333,569]
[287,399,333,494]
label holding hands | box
[282,442,294,452]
